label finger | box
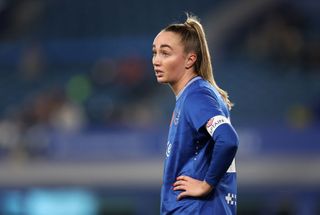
[176,175,189,181]
[173,180,186,187]
[177,191,189,200]
[173,185,186,191]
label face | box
[152,31,188,85]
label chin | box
[156,77,168,84]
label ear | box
[185,53,197,69]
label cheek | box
[165,57,184,75]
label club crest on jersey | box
[166,141,172,157]
[173,110,180,126]
[206,115,230,136]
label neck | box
[170,72,198,96]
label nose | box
[152,54,160,67]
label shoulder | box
[183,79,230,118]
[184,80,219,104]
[181,80,227,130]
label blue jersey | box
[161,77,238,215]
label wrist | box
[202,180,213,194]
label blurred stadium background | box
[0,0,319,214]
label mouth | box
[154,69,164,77]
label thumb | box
[177,191,188,201]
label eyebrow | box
[152,44,173,50]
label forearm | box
[204,123,239,187]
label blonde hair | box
[163,14,233,110]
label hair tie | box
[184,22,192,28]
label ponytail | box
[164,14,233,110]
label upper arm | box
[184,90,226,131]
[206,115,231,136]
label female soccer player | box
[152,14,239,215]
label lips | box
[154,69,164,77]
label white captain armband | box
[206,115,230,136]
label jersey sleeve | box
[184,89,224,131]
[204,123,239,187]
[185,89,239,187]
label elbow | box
[230,140,238,155]
[213,124,239,154]
[228,133,239,154]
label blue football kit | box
[161,77,239,215]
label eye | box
[161,50,170,56]
[152,50,157,56]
